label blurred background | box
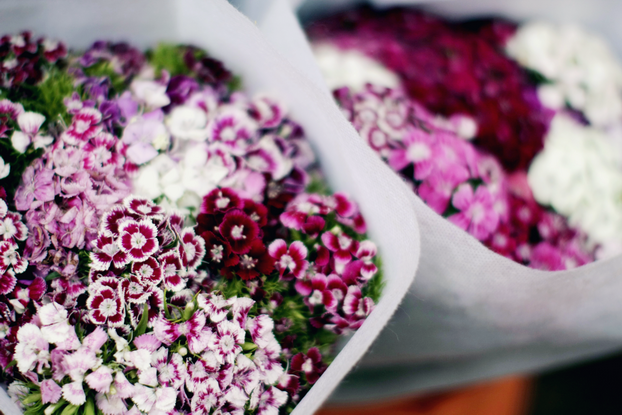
[317,351,622,414]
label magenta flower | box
[159,252,184,292]
[268,239,308,279]
[388,129,436,180]
[131,257,163,285]
[86,279,125,327]
[82,131,122,174]
[124,196,164,220]
[321,231,358,273]
[178,228,205,273]
[290,347,325,385]
[343,285,375,322]
[207,320,245,365]
[151,347,187,390]
[448,184,500,241]
[0,239,27,275]
[14,165,56,211]
[295,273,344,312]
[61,107,102,145]
[153,311,212,354]
[118,219,159,262]
[90,235,129,271]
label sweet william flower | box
[40,379,62,404]
[117,219,159,262]
[448,184,500,241]
[14,164,55,210]
[10,111,52,153]
[219,209,260,255]
[291,347,325,385]
[269,239,308,280]
[14,323,49,373]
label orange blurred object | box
[316,376,532,415]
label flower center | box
[184,242,196,260]
[221,335,235,352]
[280,254,295,270]
[407,142,431,162]
[309,290,323,306]
[231,225,245,240]
[301,358,314,374]
[210,245,224,262]
[138,264,154,279]
[240,255,257,269]
[75,119,90,134]
[131,233,147,249]
[337,234,352,250]
[215,196,230,209]
[99,298,118,317]
[220,126,236,142]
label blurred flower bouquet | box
[0,31,382,415]
[308,6,622,269]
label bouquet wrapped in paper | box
[0,1,420,414]
[284,0,622,403]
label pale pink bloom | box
[14,165,56,211]
[14,323,49,373]
[40,379,62,404]
[86,365,114,393]
[63,346,98,382]
[95,393,127,415]
[82,327,109,352]
[62,381,87,406]
[131,384,177,413]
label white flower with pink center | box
[117,219,159,262]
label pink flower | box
[159,252,184,291]
[250,385,288,415]
[62,381,86,406]
[0,200,28,241]
[131,384,176,413]
[82,132,122,174]
[208,320,245,365]
[179,228,206,273]
[124,196,164,220]
[154,311,212,354]
[268,239,308,279]
[40,379,62,404]
[14,165,56,211]
[118,219,159,262]
[448,184,500,241]
[343,285,374,322]
[388,129,435,180]
[321,231,358,273]
[14,323,49,373]
[85,365,114,393]
[61,107,102,145]
[295,273,344,311]
[219,210,260,255]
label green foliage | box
[147,44,190,78]
[19,67,74,127]
[305,172,330,195]
[134,303,150,338]
[363,257,384,303]
[82,60,127,95]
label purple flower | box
[14,165,55,211]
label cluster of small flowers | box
[307,7,554,171]
[196,187,377,334]
[0,31,66,88]
[100,46,315,214]
[0,35,383,415]
[14,102,131,280]
[11,296,287,415]
[88,196,204,328]
[507,22,622,128]
[334,85,594,270]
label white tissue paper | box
[0,1,420,413]
[290,0,622,404]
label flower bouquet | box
[0,1,420,414]
[283,0,622,402]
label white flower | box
[10,111,53,153]
[0,156,9,179]
[130,80,170,108]
[14,323,49,373]
[313,43,400,91]
[166,106,209,141]
[507,22,622,127]
[528,114,622,253]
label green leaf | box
[60,404,79,415]
[84,396,95,415]
[134,303,149,338]
[21,392,41,405]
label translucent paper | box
[0,1,420,414]
[292,0,622,404]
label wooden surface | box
[316,376,532,415]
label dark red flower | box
[201,188,243,215]
[291,347,326,385]
[218,210,260,255]
[235,239,274,281]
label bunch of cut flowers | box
[307,6,622,270]
[0,32,382,415]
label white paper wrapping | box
[289,0,622,404]
[0,1,420,414]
